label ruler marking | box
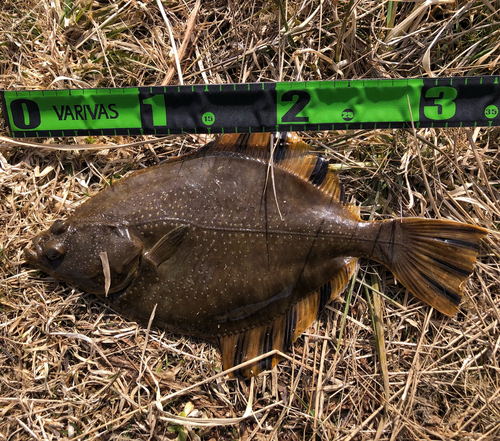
[2,77,499,137]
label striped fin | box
[374,218,488,315]
[195,133,353,210]
[217,258,358,378]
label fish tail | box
[370,218,487,315]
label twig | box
[161,0,201,86]
[0,135,176,150]
[156,0,183,85]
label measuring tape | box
[1,76,499,138]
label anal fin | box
[217,258,358,378]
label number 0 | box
[10,99,41,129]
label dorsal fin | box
[216,258,358,378]
[197,133,352,210]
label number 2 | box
[280,90,310,123]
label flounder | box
[25,133,487,377]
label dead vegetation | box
[1,0,500,439]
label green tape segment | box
[276,79,423,127]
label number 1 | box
[142,94,167,126]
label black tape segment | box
[139,83,277,134]
[1,76,499,138]
[419,77,500,128]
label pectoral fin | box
[145,225,189,267]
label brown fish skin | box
[24,132,488,376]
[26,148,362,336]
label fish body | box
[25,133,487,377]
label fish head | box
[24,219,143,295]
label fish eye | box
[50,220,68,235]
[44,241,66,260]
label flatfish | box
[24,133,487,377]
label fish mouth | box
[24,245,39,264]
[23,233,46,267]
[23,242,46,269]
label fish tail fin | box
[373,218,487,315]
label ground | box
[1,1,499,440]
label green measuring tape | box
[1,76,499,138]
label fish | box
[24,132,488,377]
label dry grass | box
[1,0,500,439]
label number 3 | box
[423,86,457,120]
